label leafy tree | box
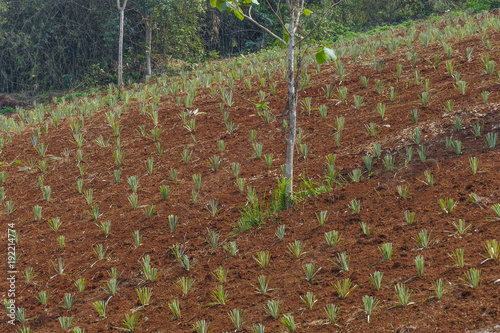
[211,0,337,203]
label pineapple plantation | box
[1,10,500,333]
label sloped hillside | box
[1,11,499,333]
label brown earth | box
[0,12,499,333]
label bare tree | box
[145,13,152,77]
[117,0,128,90]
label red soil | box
[0,13,499,333]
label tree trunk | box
[117,0,128,90]
[285,2,298,200]
[145,14,152,77]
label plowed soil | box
[0,12,499,333]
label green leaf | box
[233,7,244,20]
[323,47,337,61]
[211,0,226,10]
[316,47,336,64]
[210,0,227,11]
[315,48,327,64]
[304,8,312,16]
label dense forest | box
[0,0,496,94]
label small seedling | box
[449,248,465,268]
[280,313,296,332]
[462,268,480,289]
[348,199,361,214]
[414,229,432,248]
[433,279,445,300]
[315,210,328,226]
[300,291,317,310]
[324,230,342,247]
[379,243,393,261]
[438,198,456,214]
[414,255,425,277]
[254,251,271,269]
[264,299,281,319]
[360,222,373,236]
[333,278,357,299]
[362,295,379,323]
[369,271,383,291]
[394,283,414,307]
[275,224,285,241]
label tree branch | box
[296,0,343,46]
[264,0,289,35]
[234,5,287,46]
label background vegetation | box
[0,0,497,93]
